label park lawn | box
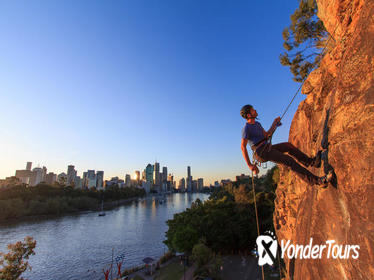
[154,259,185,280]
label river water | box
[0,193,209,280]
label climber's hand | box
[249,164,259,175]
[274,117,282,127]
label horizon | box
[0,0,303,185]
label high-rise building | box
[82,172,88,188]
[125,174,131,187]
[96,171,104,189]
[167,174,174,190]
[45,172,57,185]
[42,166,47,182]
[67,165,76,186]
[162,167,167,183]
[30,167,43,186]
[82,170,96,189]
[87,170,96,188]
[74,176,82,189]
[197,178,204,192]
[26,162,32,171]
[187,166,192,192]
[135,170,140,182]
[153,162,160,186]
[15,169,33,185]
[179,178,186,192]
[192,180,197,192]
[87,170,95,180]
[145,164,153,184]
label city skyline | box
[7,160,217,187]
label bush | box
[192,242,212,268]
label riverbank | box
[0,184,146,224]
[0,194,145,226]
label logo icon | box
[256,231,278,266]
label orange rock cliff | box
[273,0,374,279]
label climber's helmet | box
[240,104,254,120]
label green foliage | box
[280,0,328,82]
[171,225,199,254]
[0,184,145,221]
[192,242,212,268]
[0,236,36,280]
[193,255,222,279]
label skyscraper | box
[179,178,186,192]
[162,167,167,183]
[135,170,140,182]
[96,171,104,189]
[30,167,43,186]
[15,162,34,185]
[187,166,192,192]
[197,178,204,192]
[82,171,88,188]
[145,164,153,184]
[74,176,82,189]
[42,166,47,182]
[67,165,76,186]
[26,162,32,171]
[167,174,174,189]
[45,172,57,185]
[83,170,96,189]
[153,162,160,186]
[125,174,131,187]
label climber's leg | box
[271,142,313,167]
[256,144,320,185]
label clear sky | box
[0,0,306,185]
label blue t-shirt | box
[242,121,265,148]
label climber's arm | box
[266,117,282,137]
[241,138,259,175]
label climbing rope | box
[251,170,265,280]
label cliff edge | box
[273,0,374,279]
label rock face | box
[273,0,374,279]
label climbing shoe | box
[318,170,337,188]
[311,150,322,168]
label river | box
[0,192,209,280]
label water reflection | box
[0,193,208,280]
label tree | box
[171,225,199,254]
[0,236,36,280]
[279,0,328,82]
[192,242,212,268]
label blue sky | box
[0,0,306,184]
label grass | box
[154,259,185,280]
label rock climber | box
[240,104,333,186]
